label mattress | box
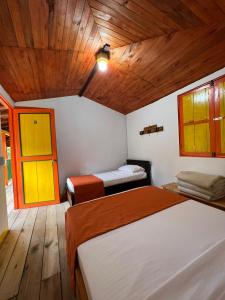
[77,200,225,300]
[67,170,147,193]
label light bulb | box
[97,59,108,72]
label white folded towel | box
[177,180,225,197]
[177,186,225,201]
[176,171,225,189]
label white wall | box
[127,67,225,186]
[16,96,127,192]
[0,85,14,107]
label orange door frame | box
[0,95,19,208]
[13,107,60,208]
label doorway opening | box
[0,102,14,216]
[0,95,18,222]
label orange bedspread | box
[65,186,187,293]
[69,175,105,204]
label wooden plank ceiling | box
[0,0,225,114]
[0,104,9,131]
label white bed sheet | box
[66,170,147,193]
[77,200,225,300]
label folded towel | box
[178,186,225,201]
[177,180,225,197]
[176,171,225,189]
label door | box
[13,108,60,208]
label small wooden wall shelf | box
[140,124,163,135]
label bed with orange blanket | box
[65,186,225,300]
[66,159,151,205]
[68,175,105,204]
[65,186,187,299]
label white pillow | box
[118,164,144,173]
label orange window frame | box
[178,75,225,158]
[214,77,225,158]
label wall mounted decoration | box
[140,124,163,135]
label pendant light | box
[96,44,110,72]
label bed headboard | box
[126,159,151,184]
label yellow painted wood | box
[0,230,9,246]
[219,82,225,116]
[195,123,210,153]
[193,88,209,121]
[23,162,39,204]
[23,161,55,203]
[37,161,55,202]
[220,82,225,153]
[182,87,211,154]
[221,119,225,153]
[20,113,52,157]
[183,93,193,123]
[184,123,210,153]
[184,125,195,152]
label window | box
[178,75,225,158]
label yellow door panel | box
[219,82,225,116]
[221,119,225,154]
[183,94,193,123]
[20,113,52,156]
[36,161,55,202]
[184,125,195,152]
[23,162,38,204]
[193,88,209,121]
[195,123,211,153]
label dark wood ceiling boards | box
[0,103,9,131]
[1,0,225,114]
[86,23,225,113]
[0,0,102,100]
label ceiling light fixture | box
[79,44,110,97]
[96,44,110,72]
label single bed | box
[65,186,225,300]
[67,159,151,206]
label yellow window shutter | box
[180,86,211,155]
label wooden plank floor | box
[6,181,14,214]
[0,185,75,300]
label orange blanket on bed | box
[69,175,105,204]
[65,186,187,293]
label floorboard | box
[0,209,29,284]
[42,205,60,280]
[0,208,38,299]
[0,186,75,300]
[17,207,47,300]
[56,204,75,300]
[7,209,20,229]
[40,273,62,300]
